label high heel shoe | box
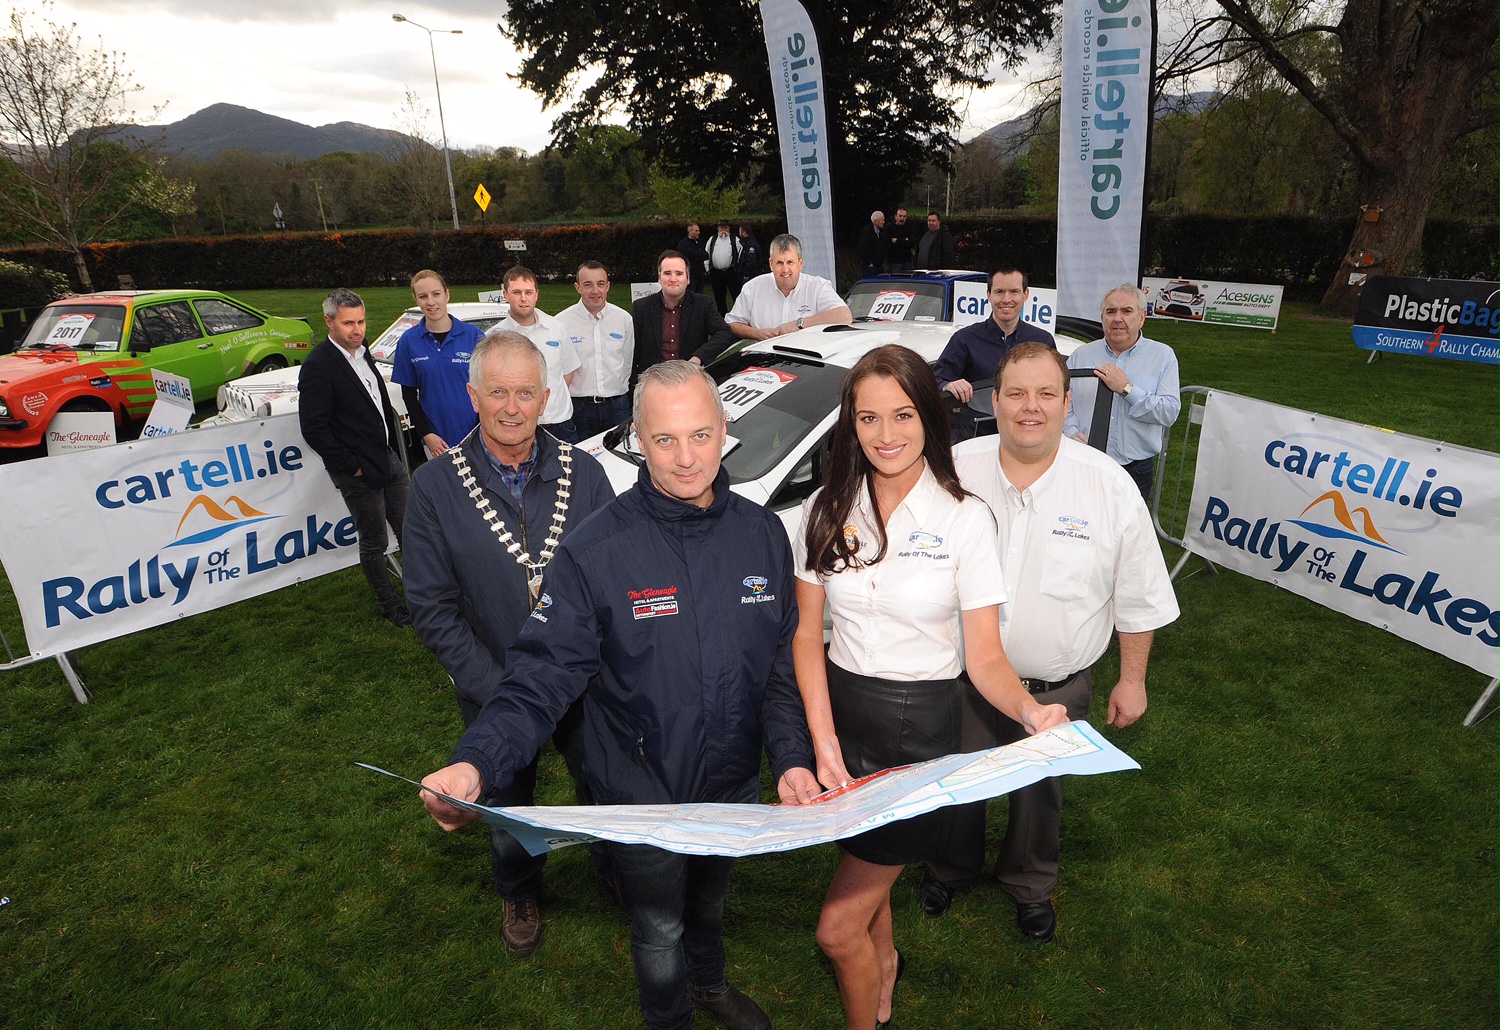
[874,950,906,1030]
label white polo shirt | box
[555,300,634,398]
[952,435,1179,681]
[499,311,581,425]
[726,272,844,329]
[793,465,1007,680]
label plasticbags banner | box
[1056,0,1153,320]
[1184,391,1499,677]
[760,0,836,282]
[0,416,369,660]
[1352,276,1499,364]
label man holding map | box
[420,360,818,1030]
[919,342,1179,941]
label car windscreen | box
[369,312,422,363]
[846,281,948,322]
[21,305,127,352]
[606,353,847,486]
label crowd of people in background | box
[291,221,1181,1030]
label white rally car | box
[204,300,509,432]
[580,314,1099,542]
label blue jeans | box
[455,694,603,900]
[571,394,631,442]
[608,843,736,1030]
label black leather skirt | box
[827,659,963,867]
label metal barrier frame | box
[1149,385,1218,583]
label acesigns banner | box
[1142,277,1284,330]
[1353,276,1499,364]
[0,416,371,660]
[1057,0,1153,320]
[1185,392,1499,677]
[760,0,836,282]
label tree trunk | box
[1319,153,1447,317]
[70,245,94,294]
[1318,0,1497,316]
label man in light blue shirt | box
[1064,284,1181,498]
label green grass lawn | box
[1,306,1495,1028]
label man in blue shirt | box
[1064,284,1182,499]
[391,270,486,458]
[934,267,1056,440]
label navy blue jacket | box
[403,429,615,714]
[934,318,1056,388]
[453,464,813,806]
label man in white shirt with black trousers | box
[920,341,1179,942]
[556,260,634,440]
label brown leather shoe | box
[502,898,542,956]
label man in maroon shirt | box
[630,250,736,385]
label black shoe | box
[917,875,954,919]
[383,604,412,627]
[1016,899,1056,942]
[689,983,771,1030]
[875,950,906,1030]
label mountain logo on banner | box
[1289,490,1402,554]
[168,495,281,548]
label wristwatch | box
[796,316,805,330]
[1122,382,1135,396]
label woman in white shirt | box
[792,344,1068,1030]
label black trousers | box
[924,670,1093,903]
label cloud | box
[55,0,503,24]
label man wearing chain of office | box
[403,328,615,958]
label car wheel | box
[253,355,290,374]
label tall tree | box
[1166,0,1497,314]
[498,0,1057,232]
[0,2,160,290]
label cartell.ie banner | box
[0,415,372,660]
[1353,276,1499,364]
[1184,391,1499,678]
[1056,0,1153,320]
[759,0,835,283]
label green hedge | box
[3,215,1492,302]
[0,220,789,293]
[0,259,71,309]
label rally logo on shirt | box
[530,592,554,622]
[1053,514,1092,541]
[895,529,950,560]
[843,524,861,553]
[629,585,680,620]
[740,575,776,605]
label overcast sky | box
[40,0,1042,152]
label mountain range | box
[106,95,1218,163]
[121,103,426,161]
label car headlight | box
[0,398,9,418]
[256,401,273,418]
[216,385,229,412]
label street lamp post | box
[392,13,462,230]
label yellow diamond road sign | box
[473,183,491,212]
